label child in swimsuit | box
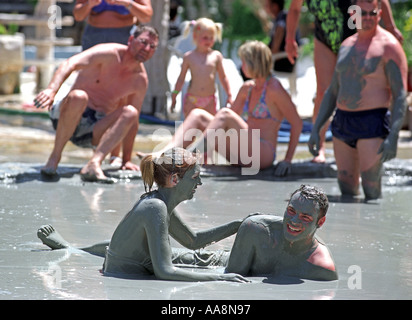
[171,17,233,118]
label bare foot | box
[136,151,163,160]
[310,150,326,164]
[40,167,57,176]
[41,157,60,176]
[136,151,149,159]
[108,156,122,168]
[80,162,117,184]
[37,225,71,250]
[121,161,140,171]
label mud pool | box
[1,113,412,300]
[0,160,412,300]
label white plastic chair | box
[272,38,308,97]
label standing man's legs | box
[42,90,89,175]
[333,137,384,200]
[357,138,384,200]
[333,137,361,196]
[313,39,338,163]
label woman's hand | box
[274,160,291,177]
[220,273,251,283]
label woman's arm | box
[168,209,242,250]
[267,79,302,176]
[380,0,403,43]
[216,52,233,106]
[126,0,153,24]
[229,83,250,114]
[73,0,100,21]
[274,85,302,163]
[144,204,248,282]
[285,0,304,64]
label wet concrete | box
[1,112,412,300]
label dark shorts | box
[331,108,390,148]
[50,100,106,148]
[274,57,295,73]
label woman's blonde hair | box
[140,148,199,192]
[238,40,273,79]
[183,17,223,43]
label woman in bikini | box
[73,0,153,50]
[140,41,302,176]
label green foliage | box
[0,23,18,35]
[391,0,412,66]
[180,0,266,42]
[224,0,265,39]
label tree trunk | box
[142,0,170,118]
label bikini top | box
[241,76,281,123]
[92,0,131,15]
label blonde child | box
[171,17,233,117]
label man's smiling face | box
[282,192,324,243]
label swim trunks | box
[331,108,390,148]
[50,99,106,149]
[306,0,355,53]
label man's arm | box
[308,70,339,157]
[225,217,262,275]
[379,44,408,162]
[33,48,102,110]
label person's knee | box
[189,108,209,119]
[68,89,89,105]
[216,107,234,118]
[119,105,139,123]
[186,108,213,127]
[214,108,235,124]
[337,175,360,196]
[59,89,89,119]
[361,169,382,200]
[61,90,89,113]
